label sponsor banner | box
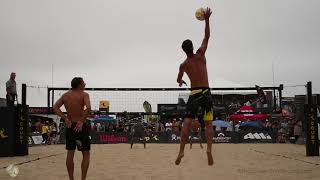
[99,101,110,112]
[56,129,279,144]
[76,131,129,144]
[100,134,127,143]
[214,132,232,143]
[169,133,181,143]
[31,135,43,145]
[91,132,168,144]
[28,107,51,114]
[28,133,43,146]
[128,132,167,143]
[240,131,275,143]
[168,131,236,143]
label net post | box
[305,81,319,156]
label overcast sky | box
[1,0,319,107]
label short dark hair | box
[182,39,193,54]
[71,77,83,90]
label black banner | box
[305,104,319,156]
[57,128,281,144]
[0,106,28,156]
[14,105,28,156]
[57,130,240,144]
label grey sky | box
[1,0,319,107]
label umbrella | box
[229,113,268,121]
[230,105,268,121]
[237,105,255,113]
[212,120,230,128]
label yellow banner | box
[99,101,109,109]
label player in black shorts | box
[186,88,213,121]
[187,88,213,149]
[130,121,147,149]
[175,7,214,166]
[66,122,91,151]
[176,88,214,164]
[53,77,91,180]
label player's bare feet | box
[207,152,214,166]
[175,153,184,165]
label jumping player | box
[175,7,214,166]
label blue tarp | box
[212,120,230,128]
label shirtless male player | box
[175,7,214,166]
[53,77,91,180]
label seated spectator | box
[294,120,302,143]
[172,119,180,135]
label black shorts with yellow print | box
[186,87,214,121]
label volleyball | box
[195,8,205,21]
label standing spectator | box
[48,123,53,144]
[172,119,180,135]
[96,123,101,132]
[51,133,58,144]
[34,119,42,133]
[6,72,17,106]
[155,121,165,132]
[118,124,125,132]
[227,121,233,132]
[100,123,106,133]
[190,120,203,149]
[288,119,294,137]
[271,122,279,136]
[165,120,173,140]
[294,120,302,143]
[235,121,240,132]
[52,122,57,134]
[41,122,49,144]
[318,122,320,140]
[165,121,172,132]
[266,121,272,131]
[51,123,58,144]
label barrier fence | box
[46,130,276,145]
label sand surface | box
[1,144,320,180]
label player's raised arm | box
[197,7,212,55]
